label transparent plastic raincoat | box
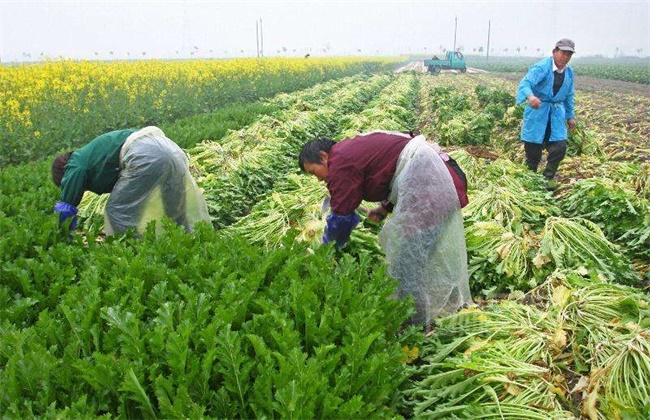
[104,127,211,235]
[380,135,473,324]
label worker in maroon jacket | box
[298,131,473,326]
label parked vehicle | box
[424,51,467,74]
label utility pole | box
[486,20,491,62]
[260,18,264,57]
[453,16,458,52]
[182,0,188,58]
[256,20,260,57]
[255,18,264,57]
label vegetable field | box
[1,58,649,418]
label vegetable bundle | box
[402,272,650,419]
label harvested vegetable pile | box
[402,270,650,419]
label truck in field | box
[424,51,467,74]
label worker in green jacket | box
[51,126,210,235]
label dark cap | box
[555,38,575,53]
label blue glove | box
[322,211,360,248]
[54,201,78,230]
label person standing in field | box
[51,126,211,235]
[517,38,577,190]
[298,131,472,328]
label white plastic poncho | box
[104,127,211,236]
[380,135,472,325]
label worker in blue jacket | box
[516,38,577,190]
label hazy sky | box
[1,0,649,62]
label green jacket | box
[60,129,137,206]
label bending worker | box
[298,131,473,326]
[51,126,210,235]
[517,38,577,190]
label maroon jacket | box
[327,132,409,215]
[327,132,468,215]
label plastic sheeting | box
[104,127,211,236]
[380,135,472,325]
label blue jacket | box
[516,57,575,143]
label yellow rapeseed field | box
[0,57,397,166]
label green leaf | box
[119,367,157,419]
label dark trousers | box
[524,120,567,180]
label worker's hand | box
[322,212,359,249]
[527,94,541,109]
[366,205,388,224]
[54,201,78,231]
[567,118,577,131]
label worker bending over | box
[298,131,472,327]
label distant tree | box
[478,46,484,55]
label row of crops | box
[1,59,649,417]
[405,73,649,418]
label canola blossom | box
[0,57,397,166]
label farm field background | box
[1,57,649,418]
[467,55,650,85]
